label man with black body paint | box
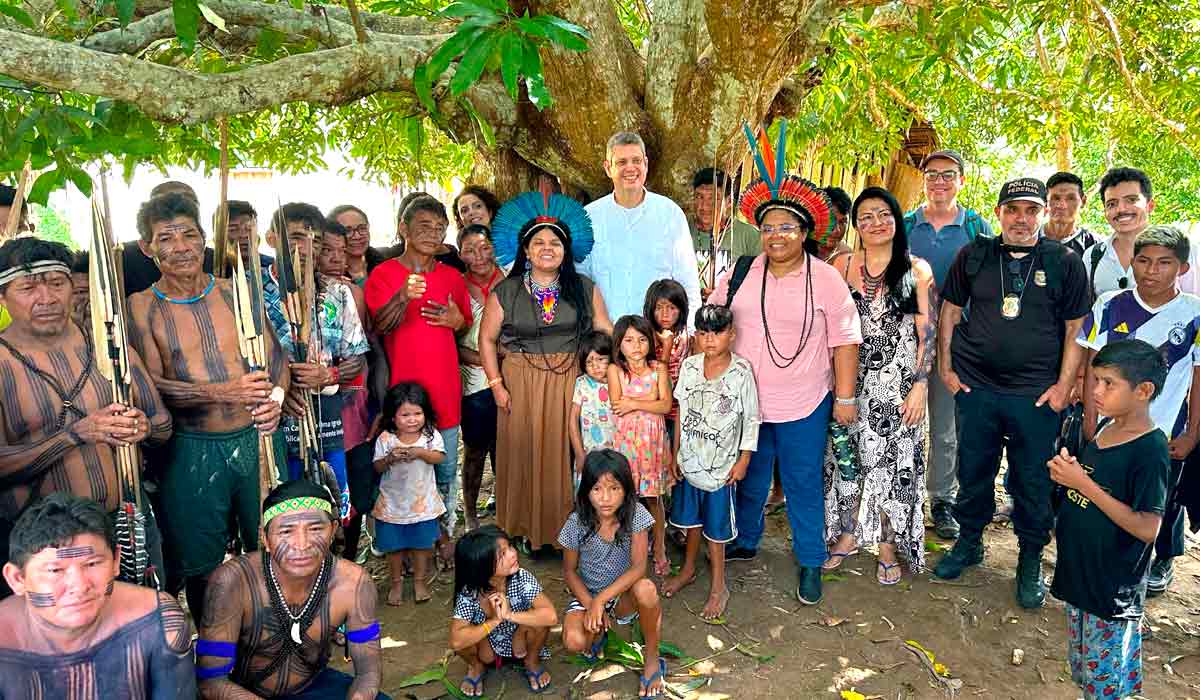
[127,193,287,622]
[197,479,387,700]
[0,238,171,599]
[0,492,195,699]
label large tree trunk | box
[0,0,868,205]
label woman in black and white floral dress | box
[821,187,936,585]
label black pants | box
[1156,457,1187,561]
[953,386,1061,548]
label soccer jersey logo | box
[1113,322,1130,334]
[1169,324,1187,346]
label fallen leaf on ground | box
[819,615,848,627]
[769,625,784,640]
[706,634,724,651]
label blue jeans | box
[732,393,833,567]
[436,426,461,536]
[280,668,391,699]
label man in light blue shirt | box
[581,132,702,327]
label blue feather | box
[742,122,776,198]
[774,120,787,192]
[491,191,594,266]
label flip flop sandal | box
[582,630,607,663]
[460,671,486,698]
[638,658,667,699]
[523,668,552,694]
[821,548,860,571]
[876,561,902,586]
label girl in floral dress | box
[609,315,674,576]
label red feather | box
[757,130,777,183]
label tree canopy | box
[0,0,1197,218]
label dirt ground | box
[351,489,1200,700]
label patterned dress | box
[453,568,550,658]
[613,363,672,497]
[822,279,927,570]
[573,374,616,453]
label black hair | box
[378,381,437,439]
[573,449,638,547]
[758,206,821,258]
[261,479,336,528]
[137,193,204,243]
[149,180,198,202]
[269,202,325,235]
[456,223,492,248]
[851,187,918,314]
[452,524,511,599]
[1092,338,1168,401]
[71,250,89,274]
[0,184,28,219]
[692,167,733,194]
[1134,224,1190,264]
[694,304,734,333]
[0,237,74,279]
[508,222,593,337]
[452,186,502,231]
[395,192,430,230]
[577,329,613,373]
[1045,172,1085,198]
[328,204,368,228]
[1099,167,1152,203]
[610,314,658,374]
[323,221,348,238]
[9,493,113,568]
[824,187,852,217]
[227,200,256,219]
[401,195,448,227]
[642,279,688,335]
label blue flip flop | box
[460,670,486,698]
[638,658,667,699]
[582,630,607,663]
[523,667,552,694]
[877,560,902,586]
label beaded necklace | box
[151,273,215,304]
[524,271,561,325]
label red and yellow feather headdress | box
[738,120,835,246]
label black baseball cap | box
[918,149,965,171]
[997,178,1048,207]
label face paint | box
[160,223,193,236]
[268,512,332,568]
[105,580,114,596]
[55,545,95,559]
[27,591,55,607]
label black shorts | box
[461,388,497,450]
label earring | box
[524,259,531,271]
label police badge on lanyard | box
[1001,294,1021,320]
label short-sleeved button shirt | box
[558,503,654,594]
[906,205,995,291]
[453,567,548,658]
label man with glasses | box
[933,178,1090,609]
[1083,167,1200,298]
[905,149,994,540]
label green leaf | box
[198,2,228,32]
[0,4,35,28]
[173,0,201,52]
[411,61,437,113]
[440,1,500,23]
[54,0,77,22]
[521,43,552,110]
[515,15,548,39]
[449,30,497,95]
[861,5,875,23]
[26,169,62,207]
[65,166,92,197]
[497,31,523,99]
[531,14,590,40]
[459,98,495,147]
[394,665,445,688]
[533,17,588,52]
[427,25,485,82]
[114,0,133,26]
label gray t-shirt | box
[557,503,654,594]
[674,354,760,492]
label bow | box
[4,160,32,240]
[212,118,233,278]
[90,171,156,590]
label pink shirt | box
[708,254,861,423]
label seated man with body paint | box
[197,479,388,700]
[0,492,196,699]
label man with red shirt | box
[365,195,469,564]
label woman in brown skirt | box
[479,191,612,549]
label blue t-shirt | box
[906,206,994,291]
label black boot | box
[931,502,960,539]
[933,537,983,580]
[1015,545,1046,609]
[1146,557,1174,597]
[796,565,823,605]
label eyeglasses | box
[924,170,960,183]
[345,224,370,236]
[1007,260,1026,293]
[855,211,895,227]
[760,224,803,236]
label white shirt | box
[581,190,702,328]
[1082,232,1200,297]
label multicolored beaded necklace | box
[524,271,561,324]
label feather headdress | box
[738,119,835,246]
[491,185,594,267]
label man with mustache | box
[934,178,1091,609]
[127,193,286,623]
[196,479,387,699]
[0,238,171,598]
[1083,167,1200,297]
[0,492,196,699]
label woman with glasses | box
[821,187,936,586]
[457,224,503,531]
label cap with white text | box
[996,178,1047,207]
